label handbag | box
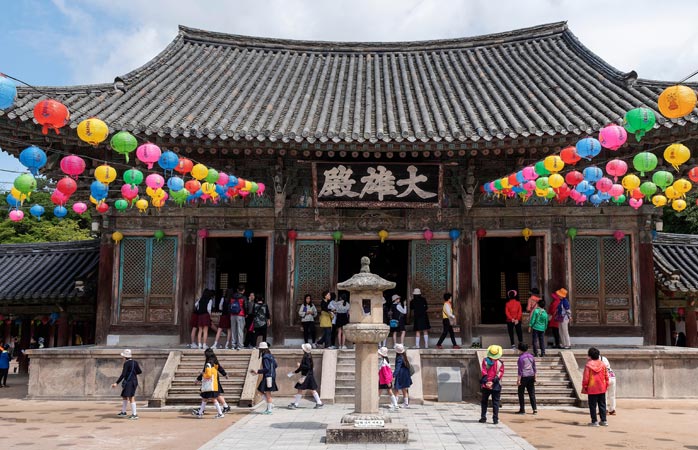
[201,375,214,392]
[408,365,415,376]
[298,376,306,384]
[389,319,399,328]
[265,376,273,388]
[121,361,135,388]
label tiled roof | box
[2,22,697,144]
[0,240,100,300]
[653,233,698,292]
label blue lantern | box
[54,205,68,218]
[589,194,603,206]
[90,181,109,200]
[582,166,603,183]
[483,183,493,194]
[576,180,595,196]
[515,171,526,184]
[227,175,239,188]
[215,184,227,197]
[0,75,17,110]
[158,150,179,172]
[166,176,184,192]
[29,204,45,220]
[244,229,254,243]
[19,146,47,175]
[449,229,461,241]
[6,195,21,208]
[597,191,611,201]
[576,137,602,160]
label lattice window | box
[150,239,176,296]
[411,240,451,321]
[121,239,147,296]
[572,238,600,296]
[294,241,334,324]
[603,237,630,296]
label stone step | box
[168,386,243,394]
[499,386,574,394]
[170,380,244,387]
[499,395,576,405]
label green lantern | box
[250,182,259,194]
[623,107,656,142]
[566,227,577,240]
[612,194,627,204]
[652,171,674,191]
[332,231,343,244]
[110,131,138,162]
[534,161,551,176]
[535,177,550,190]
[639,181,658,197]
[14,173,36,194]
[205,168,219,184]
[114,199,129,211]
[154,230,165,241]
[493,179,503,191]
[123,168,144,186]
[545,188,556,199]
[170,189,188,206]
[632,152,658,176]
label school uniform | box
[256,353,279,393]
[293,353,318,391]
[116,359,142,398]
[393,354,413,390]
[200,362,220,399]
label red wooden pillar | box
[639,241,657,345]
[179,237,198,343]
[271,232,288,345]
[94,240,114,345]
[686,308,697,348]
[458,236,473,346]
[56,312,69,347]
[549,228,566,295]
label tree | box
[662,192,698,234]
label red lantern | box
[50,189,69,205]
[630,188,645,200]
[560,146,581,165]
[507,173,519,187]
[41,316,49,325]
[33,99,70,135]
[287,229,298,241]
[678,307,686,316]
[476,228,487,240]
[613,230,625,242]
[565,171,584,186]
[174,157,194,175]
[423,229,433,242]
[56,177,77,196]
[96,202,109,213]
[185,180,201,195]
[688,167,698,183]
[198,228,209,239]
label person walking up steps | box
[516,342,537,415]
[192,354,225,419]
[601,353,617,416]
[479,345,504,425]
[250,342,278,414]
[287,343,324,409]
[436,293,460,349]
[111,349,142,420]
[410,288,431,349]
[378,346,400,411]
[505,290,523,349]
[393,344,413,408]
[547,291,562,349]
[582,347,609,427]
[528,299,548,357]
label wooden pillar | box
[638,241,657,345]
[686,308,698,348]
[549,227,566,296]
[458,237,473,346]
[94,240,114,345]
[56,312,69,347]
[179,237,198,343]
[271,232,288,345]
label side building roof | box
[2,22,696,145]
[653,232,698,293]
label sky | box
[1,0,698,186]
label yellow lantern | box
[651,195,667,207]
[10,187,28,202]
[621,174,640,192]
[535,188,548,197]
[658,85,697,119]
[664,186,680,200]
[152,197,166,208]
[673,178,692,197]
[500,177,511,189]
[543,155,565,173]
[242,180,253,192]
[672,199,687,212]
[522,228,533,241]
[135,198,149,213]
[112,231,123,243]
[663,143,691,171]
[191,163,208,180]
[89,195,98,205]
[94,164,117,184]
[77,117,109,146]
[201,182,217,195]
[548,173,565,189]
[378,229,389,243]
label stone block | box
[325,423,408,444]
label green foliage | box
[0,182,92,243]
[663,192,698,234]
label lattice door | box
[148,238,177,323]
[411,240,452,324]
[293,240,334,325]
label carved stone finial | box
[360,256,371,273]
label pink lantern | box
[145,173,165,190]
[256,182,266,196]
[423,229,433,243]
[198,228,209,239]
[50,190,69,206]
[121,184,139,201]
[239,190,250,198]
[216,172,229,186]
[72,202,88,215]
[609,184,624,199]
[596,177,613,193]
[523,181,537,192]
[598,124,628,150]
[605,159,628,182]
[629,198,643,210]
[60,155,86,179]
[613,230,626,242]
[9,210,24,222]
[136,143,161,169]
[565,171,584,186]
[522,166,538,181]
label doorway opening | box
[205,237,268,304]
[337,240,408,301]
[479,237,540,324]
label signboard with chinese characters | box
[313,163,442,208]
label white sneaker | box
[214,413,225,419]
[190,343,198,349]
[340,345,347,350]
[213,342,219,349]
[198,343,203,349]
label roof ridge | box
[178,21,568,53]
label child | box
[317,291,334,349]
[479,345,504,425]
[298,294,318,346]
[250,342,278,414]
[192,355,225,419]
[378,346,399,411]
[601,353,616,416]
[194,289,214,349]
[0,344,12,387]
[505,289,523,349]
[111,349,142,420]
[582,347,609,426]
[436,293,461,349]
[194,348,231,415]
[393,344,413,408]
[516,342,537,415]
[528,299,548,357]
[213,290,231,349]
[389,294,407,346]
[288,343,323,409]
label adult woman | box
[334,293,351,349]
[548,291,562,349]
[410,288,431,349]
[393,343,413,408]
[0,344,11,387]
[479,345,504,425]
[554,288,572,349]
[251,296,271,347]
[111,349,142,420]
[298,294,318,347]
[288,343,323,409]
[192,354,225,419]
[378,346,399,411]
[389,294,407,346]
[436,293,460,349]
[250,342,278,414]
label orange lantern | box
[658,85,697,119]
[33,99,70,135]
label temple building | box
[1,22,697,348]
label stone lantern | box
[326,256,408,443]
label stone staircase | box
[165,350,251,406]
[497,353,577,407]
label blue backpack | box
[230,299,242,315]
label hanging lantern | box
[688,167,698,183]
[96,202,109,214]
[332,230,343,244]
[145,173,166,190]
[560,146,581,165]
[60,155,86,179]
[0,75,17,109]
[476,228,487,240]
[90,181,109,201]
[121,184,139,202]
[50,190,68,206]
[154,230,165,242]
[652,171,674,191]
[596,177,613,193]
[665,186,680,200]
[135,198,149,213]
[621,174,641,193]
[663,143,691,171]
[378,229,389,243]
[582,166,603,183]
[548,174,565,189]
[423,229,433,243]
[613,230,626,242]
[56,177,77,196]
[672,199,687,212]
[9,210,24,222]
[657,85,697,119]
[205,168,220,184]
[449,229,461,241]
[29,204,45,221]
[612,194,626,204]
[158,151,179,172]
[565,171,584,186]
[243,229,254,243]
[94,164,117,184]
[110,131,138,162]
[522,166,538,181]
[14,173,36,194]
[623,107,656,141]
[114,199,128,211]
[639,181,658,197]
[72,202,88,215]
[188,163,206,180]
[629,198,643,210]
[605,159,628,182]
[575,137,601,160]
[533,161,550,176]
[566,228,577,240]
[673,179,692,197]
[521,228,533,241]
[256,182,266,196]
[112,231,124,243]
[53,205,68,218]
[77,117,109,146]
[543,155,565,173]
[136,143,162,169]
[198,228,209,239]
[33,99,70,135]
[175,158,194,175]
[598,124,627,150]
[535,177,550,190]
[167,176,184,192]
[19,146,47,175]
[287,229,298,241]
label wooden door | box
[410,240,452,325]
[293,240,335,325]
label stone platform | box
[325,423,408,444]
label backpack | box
[556,298,569,322]
[254,304,268,328]
[230,299,241,315]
